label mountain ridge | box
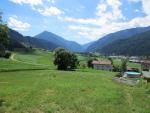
[99,30,150,56]
[8,26,150,55]
[86,26,150,52]
[35,31,84,52]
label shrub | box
[4,51,11,59]
[0,44,5,57]
[146,87,150,94]
[115,72,122,77]
[121,59,128,72]
[87,58,97,68]
[113,65,121,72]
[54,48,79,70]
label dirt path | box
[10,54,50,67]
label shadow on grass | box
[0,68,50,73]
[0,99,5,107]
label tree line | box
[0,12,11,58]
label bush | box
[115,72,122,77]
[121,59,128,72]
[4,51,11,59]
[54,48,79,70]
[81,63,86,69]
[113,65,121,72]
[0,44,5,57]
[87,58,97,68]
[146,87,150,94]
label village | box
[92,55,150,85]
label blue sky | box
[1,0,150,44]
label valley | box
[0,49,150,113]
[1,2,150,112]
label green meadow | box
[0,49,150,113]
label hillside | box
[8,29,84,52]
[87,26,150,52]
[8,29,59,51]
[0,49,150,113]
[35,31,84,52]
[99,30,150,56]
[82,41,95,50]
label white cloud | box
[96,3,107,16]
[10,0,62,17]
[8,16,31,31]
[128,0,141,3]
[64,17,105,26]
[67,14,150,41]
[37,6,63,16]
[96,0,124,21]
[135,9,140,12]
[65,0,150,42]
[142,0,150,15]
[48,0,55,4]
[68,25,91,31]
[10,0,43,6]
[9,0,150,43]
[63,0,124,27]
[128,0,150,15]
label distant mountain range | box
[8,29,58,51]
[86,26,150,52]
[99,30,150,56]
[8,26,150,56]
[8,29,85,52]
[35,31,84,52]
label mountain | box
[87,26,150,52]
[35,31,83,52]
[82,41,95,50]
[99,30,150,56]
[8,29,58,51]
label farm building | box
[129,56,141,63]
[141,60,150,71]
[92,60,113,71]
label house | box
[109,55,126,59]
[129,56,141,63]
[141,60,150,71]
[92,60,113,71]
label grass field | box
[113,59,141,70]
[0,50,56,72]
[0,49,150,113]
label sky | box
[1,0,150,44]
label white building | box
[92,60,113,71]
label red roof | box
[92,60,112,65]
[141,60,150,64]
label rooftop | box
[92,60,112,65]
[141,60,150,64]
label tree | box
[54,48,79,70]
[87,58,97,68]
[113,65,121,72]
[121,59,128,72]
[87,59,93,68]
[108,57,113,65]
[0,12,9,57]
[0,12,9,46]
